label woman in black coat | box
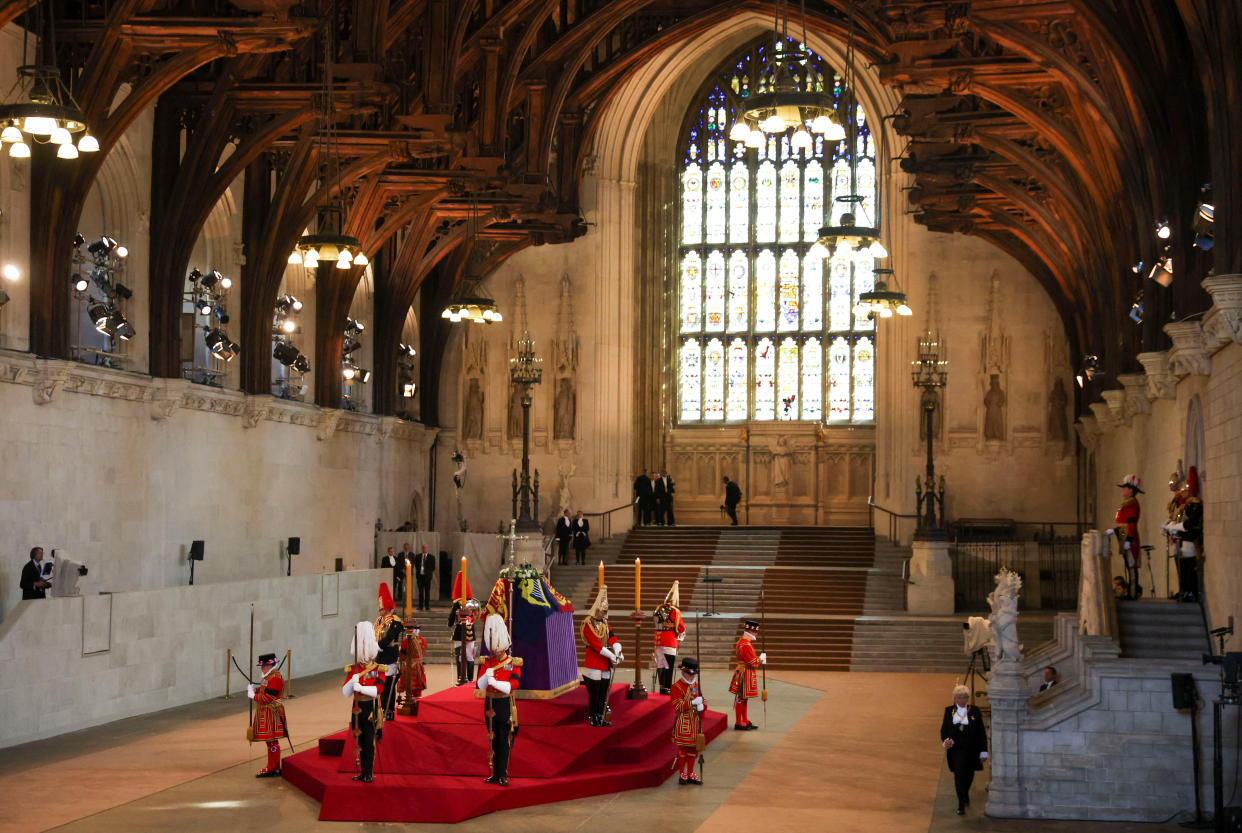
[940,684,989,815]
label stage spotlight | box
[1076,353,1102,389]
[360,369,371,384]
[215,311,229,324]
[1129,298,1143,325]
[291,296,303,311]
[343,365,356,380]
[87,301,109,327]
[114,283,133,299]
[1155,219,1171,239]
[200,270,219,289]
[115,319,135,341]
[2,263,18,281]
[1148,256,1174,287]
[220,277,233,290]
[199,301,213,316]
[204,328,226,353]
[342,338,360,355]
[115,246,128,258]
[273,342,299,366]
[188,268,202,282]
[87,238,107,256]
[72,277,88,292]
[1130,260,1144,275]
[293,354,311,373]
[403,383,416,397]
[1193,198,1214,251]
[275,295,291,314]
[282,319,296,333]
[72,233,85,248]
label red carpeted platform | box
[282,682,728,823]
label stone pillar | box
[985,660,1027,818]
[907,537,954,615]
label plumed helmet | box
[588,585,610,619]
[452,570,472,604]
[377,582,395,611]
[1117,474,1143,494]
[663,580,680,609]
[484,613,510,654]
[1186,465,1200,498]
[351,620,380,663]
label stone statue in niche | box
[462,378,484,440]
[919,388,942,441]
[507,382,524,439]
[1047,377,1068,442]
[983,374,1006,441]
[772,437,793,488]
[553,377,576,439]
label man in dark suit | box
[721,476,742,526]
[415,544,436,611]
[20,547,50,600]
[554,509,573,565]
[655,469,676,527]
[380,546,398,569]
[1038,665,1059,692]
[572,511,591,565]
[633,469,654,526]
[940,684,988,815]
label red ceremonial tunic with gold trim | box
[1114,497,1141,552]
[251,671,286,742]
[345,662,386,700]
[728,635,760,698]
[670,676,704,747]
[582,617,618,672]
[403,632,428,691]
[478,655,522,696]
[654,606,685,650]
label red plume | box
[378,582,395,611]
[1186,466,1200,498]
[452,571,472,602]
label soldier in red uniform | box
[581,586,623,726]
[670,656,705,785]
[343,620,385,782]
[653,581,686,695]
[478,613,522,786]
[374,583,403,721]
[1108,474,1143,599]
[399,620,428,714]
[248,653,287,778]
[729,619,765,730]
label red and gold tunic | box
[582,617,619,672]
[250,671,286,742]
[478,654,523,695]
[670,676,704,748]
[728,635,760,698]
[654,605,685,650]
[1114,496,1141,564]
[402,631,428,693]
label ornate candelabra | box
[509,331,543,532]
[911,332,948,536]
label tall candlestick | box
[634,558,641,611]
[598,561,605,594]
[461,556,468,599]
[404,560,413,618]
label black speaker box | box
[188,540,205,561]
[1170,672,1196,709]
[334,557,344,572]
[288,536,301,555]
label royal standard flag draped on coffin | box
[484,566,579,697]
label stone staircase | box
[848,614,1058,673]
[1117,600,1209,659]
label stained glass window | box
[677,37,878,424]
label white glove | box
[355,684,378,698]
[691,695,704,709]
[677,632,685,643]
[490,679,512,695]
[980,751,989,761]
[612,642,623,655]
[1123,540,1131,551]
[600,648,617,663]
[476,673,489,690]
[247,684,256,700]
[342,674,360,697]
[1104,528,1115,537]
[759,652,767,665]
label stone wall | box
[987,612,1232,821]
[0,351,436,620]
[1080,276,1242,637]
[0,568,387,748]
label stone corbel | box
[242,396,270,429]
[375,416,399,444]
[148,378,189,421]
[316,409,342,441]
[1088,400,1117,432]
[1115,373,1151,420]
[1201,274,1242,349]
[1099,390,1126,424]
[1074,415,1100,450]
[1135,351,1176,400]
[31,362,69,405]
[1163,320,1210,379]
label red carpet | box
[282,682,728,822]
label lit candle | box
[405,560,413,618]
[598,561,605,594]
[634,558,641,611]
[461,556,468,599]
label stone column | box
[985,659,1027,818]
[907,537,954,614]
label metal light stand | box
[509,331,543,533]
[911,332,948,537]
[628,610,649,700]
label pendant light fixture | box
[441,193,502,324]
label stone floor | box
[0,666,1198,833]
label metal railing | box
[582,502,633,541]
[950,533,1081,612]
[868,496,918,543]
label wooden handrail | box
[581,503,634,541]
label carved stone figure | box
[983,374,1006,441]
[1047,377,1068,442]
[506,383,523,439]
[553,377,576,439]
[462,378,484,440]
[987,567,1023,663]
[919,388,942,441]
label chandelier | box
[286,17,368,270]
[728,0,844,150]
[910,332,948,388]
[854,268,911,319]
[442,193,502,324]
[0,0,98,161]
